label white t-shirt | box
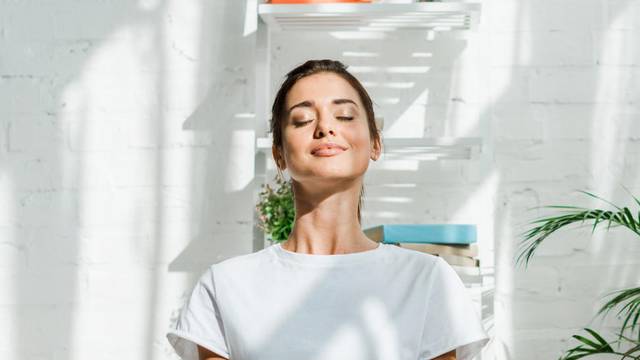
[166,242,490,360]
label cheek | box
[351,124,373,149]
[281,132,307,161]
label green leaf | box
[622,184,640,208]
[592,210,604,234]
[583,328,613,350]
[623,207,639,233]
[560,328,622,360]
[572,334,600,349]
[577,189,622,211]
[595,287,640,344]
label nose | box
[314,111,336,138]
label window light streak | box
[234,113,255,118]
[378,97,400,105]
[342,51,380,58]
[329,31,389,40]
[224,129,255,192]
[360,81,415,89]
[411,52,433,57]
[348,66,430,74]
[243,0,259,36]
[360,297,401,358]
[426,30,436,40]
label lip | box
[311,142,348,156]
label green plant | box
[255,173,295,243]
[516,188,640,360]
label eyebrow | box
[287,98,358,114]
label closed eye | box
[293,117,353,127]
[293,120,312,127]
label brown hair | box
[268,59,383,225]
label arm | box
[197,344,228,360]
[431,349,456,360]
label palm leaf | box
[577,189,623,211]
[613,331,640,359]
[515,191,640,268]
[622,184,640,208]
[596,287,640,342]
[559,328,620,360]
[621,343,640,359]
[517,189,640,359]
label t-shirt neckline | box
[271,241,386,266]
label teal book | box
[363,224,477,245]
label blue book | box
[363,224,477,245]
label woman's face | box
[274,71,380,185]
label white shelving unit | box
[259,1,481,32]
[253,0,484,250]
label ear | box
[370,137,382,161]
[272,145,287,170]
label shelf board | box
[258,1,481,32]
[256,136,482,160]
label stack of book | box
[363,224,480,268]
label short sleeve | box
[419,257,490,360]
[166,266,230,360]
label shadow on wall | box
[5,0,256,359]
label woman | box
[167,59,489,360]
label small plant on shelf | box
[516,188,640,360]
[255,173,295,243]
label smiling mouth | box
[312,148,346,157]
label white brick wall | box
[1,0,639,359]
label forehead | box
[286,72,362,109]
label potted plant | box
[255,173,295,244]
[516,188,640,359]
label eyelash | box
[294,117,353,127]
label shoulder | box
[202,246,273,280]
[382,244,446,277]
[384,243,442,267]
